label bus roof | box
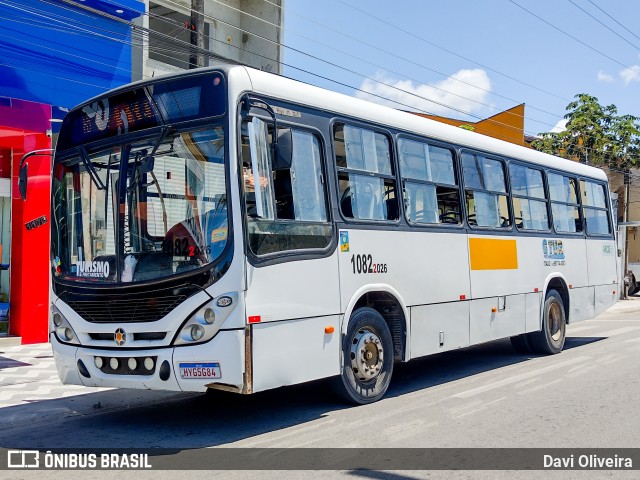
[241,66,608,183]
[67,64,607,183]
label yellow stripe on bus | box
[469,238,518,270]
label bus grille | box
[64,289,189,323]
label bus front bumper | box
[51,329,246,393]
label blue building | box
[0,0,145,110]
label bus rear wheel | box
[529,289,566,354]
[334,307,394,405]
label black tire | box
[333,307,394,405]
[529,289,566,354]
[510,333,533,354]
[628,275,638,296]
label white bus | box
[43,65,618,404]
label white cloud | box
[551,119,568,133]
[620,65,640,85]
[597,70,614,83]
[354,69,492,117]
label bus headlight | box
[203,308,215,325]
[173,293,238,346]
[51,305,80,345]
[190,325,205,341]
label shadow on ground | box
[0,336,606,450]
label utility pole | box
[189,0,205,69]
[624,169,631,298]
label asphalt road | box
[3,300,640,480]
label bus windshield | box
[51,126,228,284]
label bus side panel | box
[468,236,589,299]
[594,284,617,318]
[524,291,543,333]
[410,302,469,358]
[584,239,618,285]
[338,229,471,308]
[569,287,595,323]
[245,253,341,322]
[469,294,526,345]
[585,238,618,317]
[251,315,341,393]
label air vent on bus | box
[88,332,167,341]
[59,285,197,323]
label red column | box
[2,99,52,344]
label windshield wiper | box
[79,147,106,190]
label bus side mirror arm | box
[242,95,288,165]
[18,149,55,201]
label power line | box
[0,0,538,145]
[567,0,640,51]
[508,0,638,72]
[255,0,559,120]
[143,0,560,137]
[2,0,637,153]
[335,0,571,103]
[586,0,640,44]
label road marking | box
[588,319,640,322]
[451,396,507,418]
[567,325,597,334]
[624,337,640,343]
[591,326,640,337]
[566,364,598,377]
[451,356,589,399]
[514,378,538,389]
[517,378,563,395]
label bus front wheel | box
[529,289,566,355]
[334,307,394,405]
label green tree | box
[532,94,640,169]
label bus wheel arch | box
[544,276,570,323]
[343,288,408,363]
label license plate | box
[179,362,221,379]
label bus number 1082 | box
[350,254,387,274]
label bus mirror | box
[18,163,28,201]
[273,128,292,170]
[140,156,155,174]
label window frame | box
[332,120,400,224]
[238,108,335,263]
[508,161,551,233]
[580,178,613,238]
[396,134,463,227]
[460,149,513,231]
[546,170,584,236]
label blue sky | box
[282,0,640,137]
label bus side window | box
[334,124,398,221]
[462,153,511,228]
[548,172,582,233]
[398,138,460,225]
[510,164,549,231]
[581,179,611,235]
[241,120,332,256]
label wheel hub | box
[350,328,384,382]
[548,302,563,341]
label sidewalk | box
[0,342,109,410]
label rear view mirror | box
[273,128,292,170]
[18,162,28,201]
[140,156,155,174]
